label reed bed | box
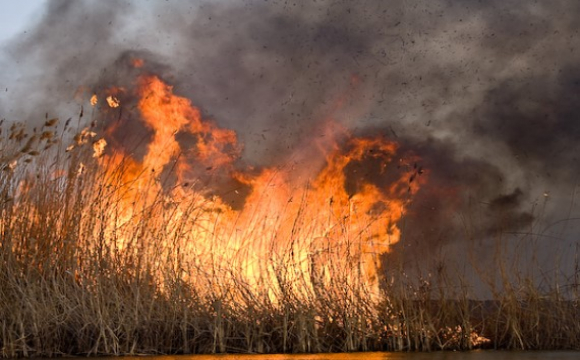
[1,119,579,357]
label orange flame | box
[92,64,425,300]
[137,75,239,175]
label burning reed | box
[1,83,580,356]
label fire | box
[137,75,239,174]
[88,63,425,300]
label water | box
[98,352,580,360]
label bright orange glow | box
[106,96,120,108]
[137,75,239,175]
[92,72,425,301]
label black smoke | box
[1,0,580,273]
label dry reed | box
[0,119,579,358]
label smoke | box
[1,0,580,271]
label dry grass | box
[1,119,579,357]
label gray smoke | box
[1,0,580,278]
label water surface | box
[104,351,580,360]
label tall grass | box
[0,118,579,358]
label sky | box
[0,1,47,45]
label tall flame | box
[91,66,425,300]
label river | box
[91,352,580,360]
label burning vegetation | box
[2,0,580,356]
[1,60,580,357]
[88,65,426,300]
